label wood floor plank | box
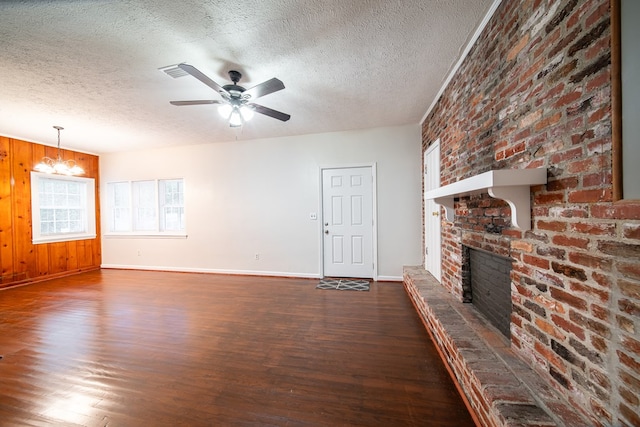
[0,270,474,426]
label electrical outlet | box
[255,253,260,260]
[309,212,317,220]
[137,250,141,256]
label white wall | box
[100,124,422,280]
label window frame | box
[104,178,187,238]
[30,172,97,244]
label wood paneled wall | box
[0,136,101,288]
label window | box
[109,181,131,232]
[31,172,97,244]
[133,180,157,231]
[106,179,185,235]
[159,179,185,231]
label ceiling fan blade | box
[249,103,291,122]
[170,100,223,106]
[243,78,285,100]
[178,63,228,96]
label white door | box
[322,167,374,278]
[424,141,442,282]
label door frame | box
[318,163,378,281]
[424,139,442,282]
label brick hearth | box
[403,266,589,427]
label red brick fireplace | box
[404,266,588,426]
[411,0,640,426]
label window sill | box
[103,233,188,239]
[33,234,98,245]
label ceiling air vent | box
[158,64,188,78]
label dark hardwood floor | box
[0,269,475,426]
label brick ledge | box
[403,266,590,427]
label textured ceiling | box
[0,0,495,154]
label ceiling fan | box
[169,63,290,127]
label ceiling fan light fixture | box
[34,126,84,176]
[239,105,254,122]
[229,108,243,127]
[217,103,233,119]
[170,64,290,126]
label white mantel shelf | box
[425,168,547,230]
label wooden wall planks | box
[0,136,101,288]
[0,137,13,282]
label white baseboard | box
[100,264,403,282]
[376,275,403,282]
[100,264,322,279]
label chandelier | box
[34,126,84,176]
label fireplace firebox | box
[465,247,513,339]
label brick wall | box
[421,0,640,425]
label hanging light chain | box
[54,125,64,160]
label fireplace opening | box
[466,247,513,339]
